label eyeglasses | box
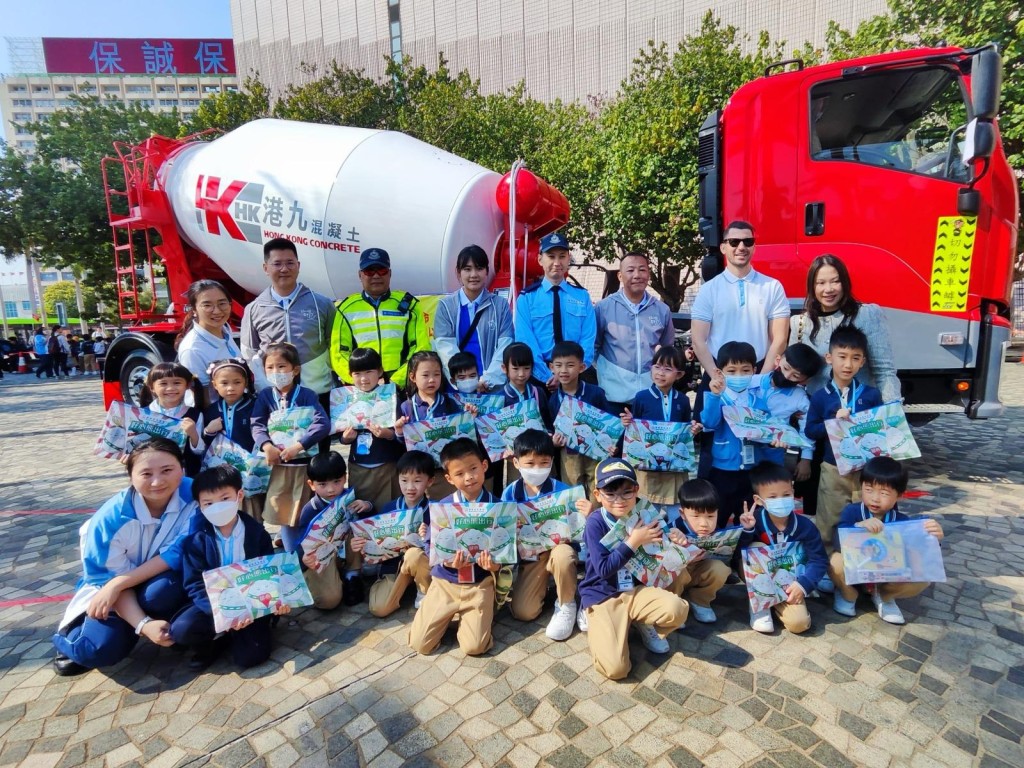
[651,364,679,374]
[600,488,637,501]
[362,268,389,277]
[267,261,298,270]
[725,238,755,248]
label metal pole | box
[0,280,9,339]
[73,274,88,333]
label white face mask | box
[762,497,794,519]
[518,466,552,488]
[267,371,294,390]
[455,377,479,394]
[201,500,238,527]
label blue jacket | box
[182,512,274,614]
[746,374,813,464]
[424,489,499,584]
[579,508,639,610]
[251,384,330,459]
[433,289,515,389]
[549,381,612,456]
[701,389,752,471]
[515,278,597,382]
[806,378,885,465]
[833,502,908,551]
[745,510,828,596]
[631,385,692,424]
[203,396,257,453]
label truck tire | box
[119,349,161,406]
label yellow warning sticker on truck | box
[929,216,976,312]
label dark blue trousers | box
[170,605,273,668]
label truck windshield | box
[810,66,970,183]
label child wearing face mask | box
[251,342,330,551]
[448,351,483,396]
[171,465,287,670]
[741,462,828,635]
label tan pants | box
[585,587,688,680]
[828,552,929,603]
[368,547,431,617]
[509,544,578,621]
[409,575,495,656]
[816,463,861,551]
[426,468,456,501]
[241,493,266,526]
[304,557,343,610]
[638,470,687,506]
[772,601,812,634]
[343,532,363,574]
[560,450,598,496]
[265,464,313,526]
[669,557,730,608]
[347,462,400,513]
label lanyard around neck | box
[859,503,895,524]
[761,508,794,544]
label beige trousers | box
[509,544,578,621]
[560,450,598,497]
[265,465,313,526]
[816,462,861,551]
[585,587,688,680]
[669,557,730,608]
[409,575,495,656]
[772,601,812,634]
[637,470,687,506]
[347,462,400,513]
[828,551,929,603]
[303,557,343,610]
[368,548,432,617]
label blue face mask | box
[762,497,795,518]
[725,375,752,392]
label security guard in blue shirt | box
[514,232,597,387]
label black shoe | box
[343,576,365,606]
[188,638,226,671]
[53,653,88,677]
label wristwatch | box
[135,616,153,636]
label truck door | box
[796,65,975,375]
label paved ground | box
[0,367,1022,768]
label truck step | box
[902,403,965,414]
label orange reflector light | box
[956,381,970,392]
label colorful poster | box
[349,506,425,565]
[329,383,397,433]
[267,406,319,458]
[598,502,699,590]
[203,552,313,633]
[453,393,506,415]
[690,526,744,561]
[742,542,808,613]
[722,405,813,450]
[554,396,624,462]
[839,519,946,585]
[299,489,356,573]
[516,486,586,560]
[201,434,270,497]
[623,419,696,473]
[826,403,921,475]
[428,501,518,566]
[94,401,188,459]
[475,400,547,463]
[403,412,478,467]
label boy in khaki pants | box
[579,459,689,680]
[409,439,501,657]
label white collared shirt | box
[690,268,789,360]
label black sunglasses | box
[725,237,755,248]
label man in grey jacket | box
[594,252,676,410]
[240,238,337,396]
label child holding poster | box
[171,465,285,670]
[409,439,501,657]
[830,457,943,625]
[139,362,206,476]
[500,342,552,484]
[622,346,702,509]
[578,459,689,680]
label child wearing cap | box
[579,458,689,680]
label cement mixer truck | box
[99,119,569,405]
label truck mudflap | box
[968,315,1009,419]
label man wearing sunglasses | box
[331,247,428,388]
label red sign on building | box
[41,38,236,76]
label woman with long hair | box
[176,279,240,403]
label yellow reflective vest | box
[331,290,429,388]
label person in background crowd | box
[33,327,53,380]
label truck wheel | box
[120,349,159,406]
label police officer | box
[331,248,428,389]
[514,232,597,389]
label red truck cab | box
[698,46,1018,418]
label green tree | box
[184,74,272,135]
[274,62,393,128]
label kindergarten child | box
[579,458,689,680]
[361,450,435,617]
[140,362,206,476]
[251,342,330,551]
[500,342,552,485]
[830,457,942,625]
[549,340,615,495]
[291,451,372,608]
[622,345,702,508]
[743,462,829,634]
[666,479,740,624]
[448,351,483,395]
[408,438,500,656]
[171,465,286,670]
[200,358,264,523]
[337,348,405,511]
[502,429,590,641]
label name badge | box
[617,568,634,592]
[356,431,373,455]
[457,565,475,584]
[741,440,755,467]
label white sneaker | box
[817,575,835,594]
[872,591,905,624]
[576,605,589,633]
[635,623,670,653]
[833,593,857,617]
[545,601,577,641]
[414,591,425,610]
[750,609,775,633]
[690,604,717,624]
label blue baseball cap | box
[539,232,570,253]
[595,458,639,489]
[359,248,391,271]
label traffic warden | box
[514,232,597,388]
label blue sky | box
[0,0,233,74]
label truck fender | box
[102,331,177,408]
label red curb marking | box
[0,509,93,516]
[902,490,932,498]
[0,594,74,608]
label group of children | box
[109,322,943,680]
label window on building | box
[180,98,201,106]
[56,85,73,92]
[102,85,121,93]
[158,98,179,107]
[180,84,198,93]
[203,85,221,93]
[126,85,151,93]
[33,99,55,107]
[21,301,31,311]
[35,113,51,122]
[79,84,95,93]
[4,301,16,317]
[13,112,31,121]
[12,99,32,107]
[7,84,27,93]
[15,126,31,135]
[40,272,58,282]
[61,271,75,280]
[157,85,176,93]
[32,85,50,93]
[133,99,155,107]
[16,140,35,150]
[389,1,403,63]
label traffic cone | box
[17,354,29,374]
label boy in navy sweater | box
[579,459,688,680]
[408,438,501,656]
[171,465,285,670]
[743,463,829,635]
[830,457,943,625]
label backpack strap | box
[458,303,488,350]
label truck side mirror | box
[964,118,996,163]
[971,48,1001,120]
